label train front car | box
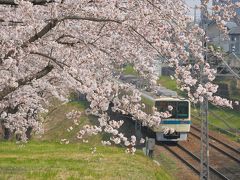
[153,98,191,141]
[118,74,191,141]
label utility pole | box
[200,1,210,179]
[194,5,197,24]
[135,120,142,144]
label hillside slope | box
[0,100,173,180]
[0,141,172,180]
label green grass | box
[38,100,141,144]
[38,100,102,145]
[158,76,179,93]
[142,96,155,106]
[208,106,240,130]
[157,76,186,97]
[0,100,173,180]
[154,153,178,180]
[191,107,240,142]
[0,141,172,180]
[230,93,240,101]
[192,105,240,133]
[123,64,139,75]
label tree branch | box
[0,64,54,100]
[63,16,122,24]
[55,34,81,46]
[0,0,55,5]
[24,19,59,45]
[30,52,83,85]
[1,16,122,63]
[129,26,161,54]
[30,51,70,68]
[3,103,24,114]
[0,19,59,63]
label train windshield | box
[155,101,189,119]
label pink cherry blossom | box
[0,0,238,145]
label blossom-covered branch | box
[0,64,54,100]
[0,0,239,144]
[0,0,55,5]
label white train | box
[141,91,191,141]
[119,75,191,141]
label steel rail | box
[189,131,240,163]
[161,144,200,175]
[176,144,230,180]
[160,143,230,180]
[191,124,240,155]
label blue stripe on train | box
[160,120,191,124]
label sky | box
[185,0,211,19]
[185,0,200,10]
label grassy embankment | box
[158,76,240,140]
[0,101,173,180]
[0,141,171,180]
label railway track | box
[191,124,240,154]
[160,143,229,180]
[157,124,240,180]
[190,125,240,164]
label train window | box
[177,101,189,118]
[155,101,177,118]
[167,101,177,118]
[155,101,189,119]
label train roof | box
[141,90,188,102]
[119,74,188,101]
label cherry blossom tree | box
[0,0,239,146]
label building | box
[229,26,240,53]
[207,21,240,54]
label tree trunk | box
[26,127,33,140]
